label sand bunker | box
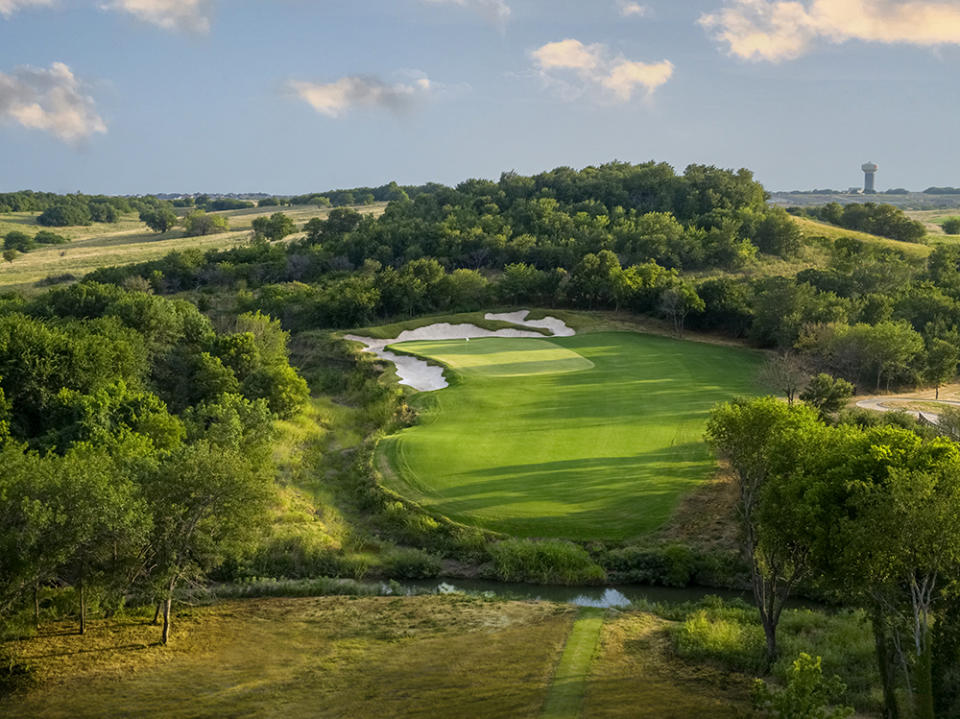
[345,311,576,392]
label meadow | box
[0,203,386,294]
[377,331,763,541]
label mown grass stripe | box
[541,607,605,719]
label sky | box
[0,0,959,195]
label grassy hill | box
[377,331,763,540]
[791,215,932,258]
[0,203,386,294]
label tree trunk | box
[152,601,163,625]
[936,385,940,400]
[78,579,86,636]
[915,640,935,719]
[873,607,901,719]
[34,583,40,629]
[161,596,172,645]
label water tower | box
[862,162,879,194]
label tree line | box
[0,284,308,643]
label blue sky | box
[1,0,959,194]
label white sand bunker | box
[345,310,575,392]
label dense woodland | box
[3,162,960,717]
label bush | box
[33,231,69,245]
[488,538,606,585]
[382,547,442,580]
[753,653,853,719]
[3,231,34,253]
[943,218,960,235]
[37,203,91,227]
[602,543,745,588]
[183,210,229,237]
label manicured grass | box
[0,596,573,719]
[378,332,763,540]
[542,608,605,719]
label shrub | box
[674,606,766,674]
[488,538,606,585]
[753,653,853,719]
[33,231,69,245]
[38,203,91,227]
[382,547,442,580]
[3,231,34,253]
[183,210,229,237]
[943,218,960,235]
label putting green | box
[378,332,762,540]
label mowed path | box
[378,332,762,540]
[542,609,605,719]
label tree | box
[800,373,854,415]
[706,398,822,668]
[143,441,271,644]
[251,212,296,243]
[140,207,179,234]
[183,210,229,237]
[4,231,35,253]
[925,338,958,399]
[943,218,960,235]
[658,282,704,336]
[759,353,809,404]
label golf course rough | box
[378,331,763,541]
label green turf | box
[542,608,605,719]
[378,331,763,540]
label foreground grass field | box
[0,203,386,294]
[0,595,757,719]
[378,332,763,540]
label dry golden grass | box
[1,596,574,719]
[791,216,931,259]
[583,612,752,719]
[0,204,386,294]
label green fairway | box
[378,332,763,540]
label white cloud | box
[102,0,215,33]
[290,74,432,119]
[531,39,673,102]
[0,0,53,17]
[618,2,649,17]
[531,39,603,71]
[701,0,960,62]
[0,62,106,143]
[421,0,510,27]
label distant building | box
[862,162,879,194]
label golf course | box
[377,330,763,540]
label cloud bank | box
[102,0,215,33]
[290,74,432,118]
[701,0,960,62]
[0,62,106,142]
[531,39,673,102]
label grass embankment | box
[0,204,386,294]
[791,215,932,259]
[378,332,762,540]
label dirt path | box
[541,608,605,719]
[854,396,960,421]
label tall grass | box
[488,539,606,585]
